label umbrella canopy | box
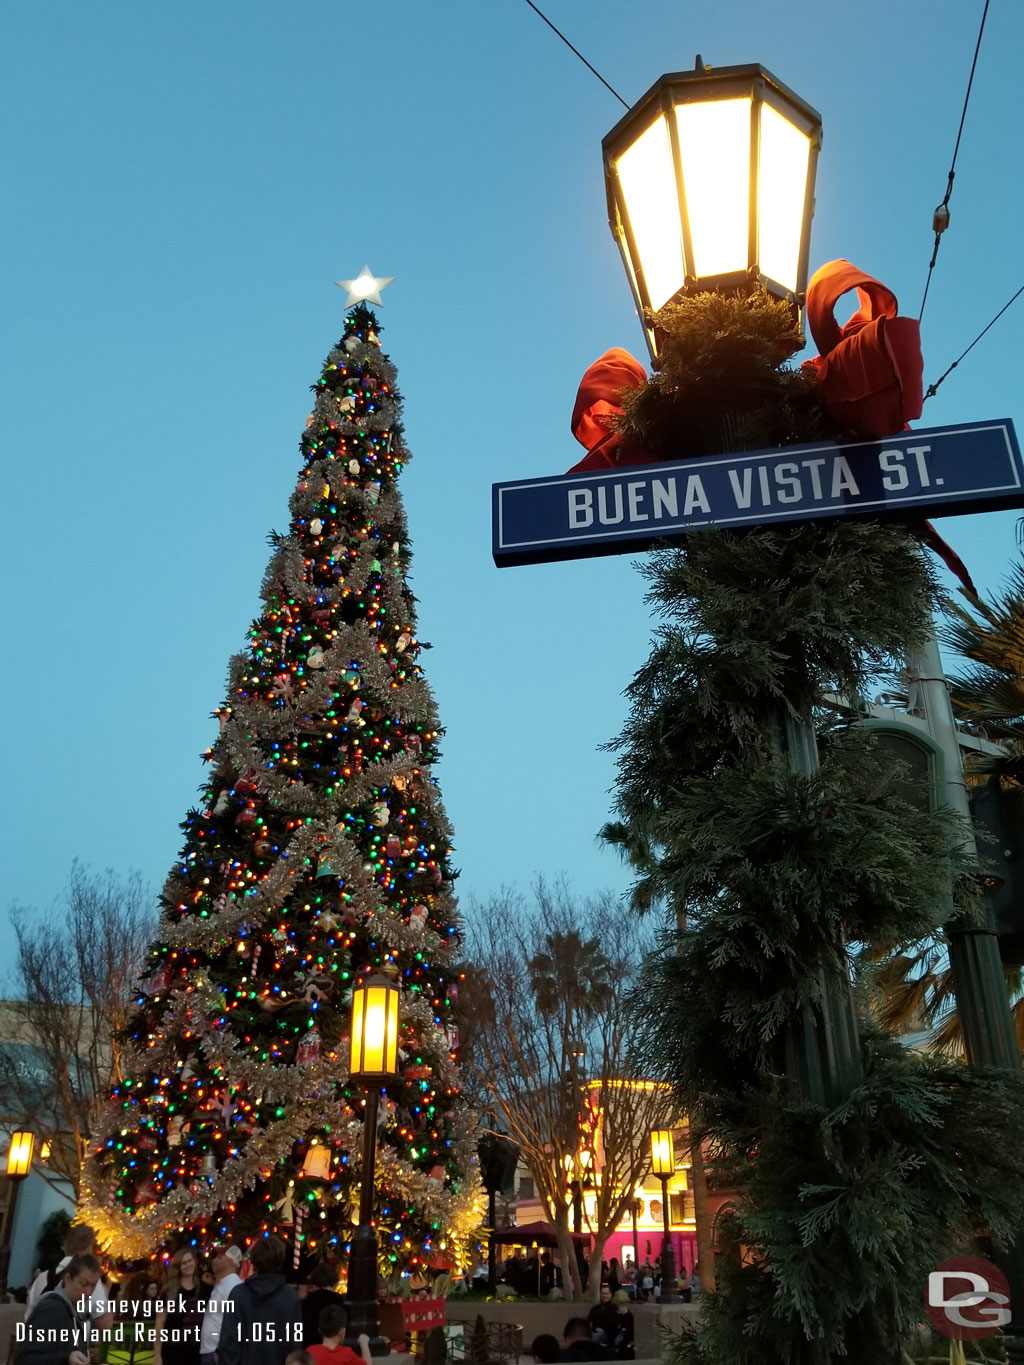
[492,1220,587,1247]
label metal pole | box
[908,626,1024,1360]
[0,1177,24,1295]
[771,705,863,1104]
[487,1186,497,1294]
[658,1174,676,1304]
[908,629,1019,1069]
[344,1088,388,1356]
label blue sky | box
[4,0,1023,928]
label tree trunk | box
[688,1134,715,1293]
[585,1233,608,1298]
[554,1220,584,1301]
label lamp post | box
[650,1130,676,1305]
[344,975,399,1356]
[602,59,860,1111]
[0,1130,34,1293]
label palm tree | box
[527,929,614,1019]
[944,559,1024,784]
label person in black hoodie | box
[219,1237,302,1365]
[14,1254,102,1365]
[300,1264,345,1346]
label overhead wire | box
[521,0,630,110]
[923,283,1024,402]
[917,0,991,323]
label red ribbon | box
[802,259,973,593]
[801,258,923,438]
[566,348,652,474]
[563,265,973,592]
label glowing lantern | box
[349,974,400,1081]
[603,62,822,357]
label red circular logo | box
[926,1255,1011,1340]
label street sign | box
[492,419,1023,567]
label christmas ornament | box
[334,266,395,308]
[310,518,324,536]
[236,807,258,829]
[213,790,232,815]
[303,973,333,1003]
[409,905,428,931]
[142,964,173,996]
[395,632,412,652]
[348,459,360,475]
[372,802,390,826]
[308,647,326,669]
[346,698,364,722]
[272,673,295,704]
[295,1026,322,1067]
[316,909,339,932]
[386,835,401,858]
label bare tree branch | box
[459,879,671,1300]
[0,863,155,1196]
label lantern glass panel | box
[7,1131,33,1178]
[675,97,751,281]
[615,115,685,312]
[758,102,812,293]
[349,979,399,1077]
[650,1129,675,1176]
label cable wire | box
[522,0,630,110]
[918,0,991,322]
[922,282,1024,402]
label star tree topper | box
[335,266,395,308]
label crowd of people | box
[10,1225,698,1365]
[462,1250,696,1308]
[12,1227,371,1365]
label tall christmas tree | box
[88,289,478,1270]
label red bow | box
[801,259,923,437]
[563,267,973,593]
[802,259,973,593]
[566,348,653,474]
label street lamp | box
[0,1130,34,1293]
[650,1130,676,1304]
[344,975,400,1356]
[602,62,821,359]
[603,62,858,1110]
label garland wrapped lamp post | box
[492,57,1024,1359]
[603,62,859,1106]
[344,975,399,1356]
[650,1129,677,1304]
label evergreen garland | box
[604,290,1024,1362]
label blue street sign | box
[492,420,1024,567]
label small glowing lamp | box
[603,62,822,358]
[300,1142,332,1182]
[6,1131,34,1180]
[650,1129,675,1177]
[349,974,400,1081]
